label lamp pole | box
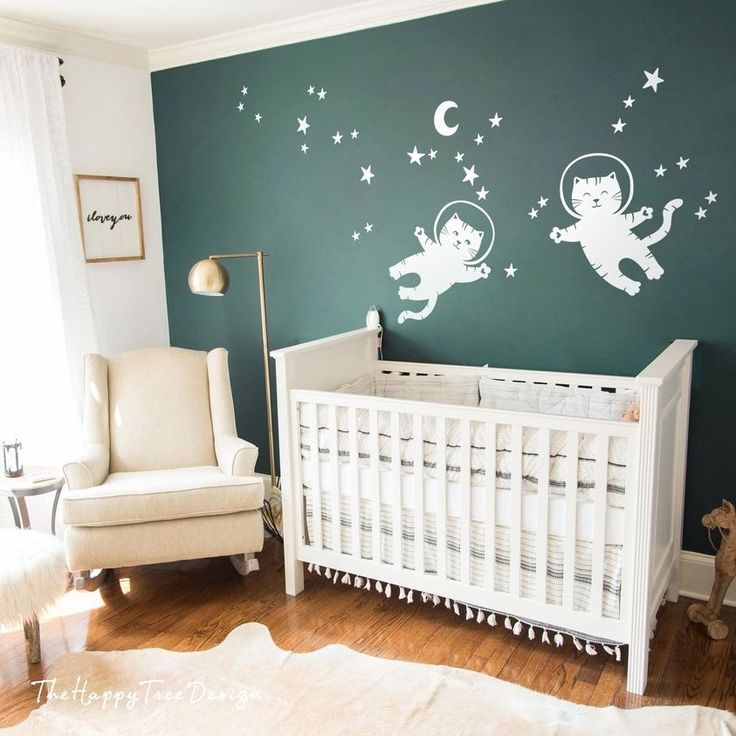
[201,252,276,490]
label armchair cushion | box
[62,467,264,528]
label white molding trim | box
[679,550,736,607]
[148,0,503,71]
[0,14,148,68]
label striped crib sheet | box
[304,492,622,619]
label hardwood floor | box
[1,542,735,728]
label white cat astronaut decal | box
[550,153,682,296]
[389,201,495,323]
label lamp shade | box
[188,259,230,296]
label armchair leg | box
[230,553,259,576]
[73,569,109,592]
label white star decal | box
[643,67,664,93]
[352,231,360,241]
[307,85,315,95]
[297,116,310,135]
[694,207,707,220]
[504,263,517,278]
[364,223,373,233]
[241,86,248,96]
[300,143,309,154]
[428,149,437,160]
[350,129,359,139]
[476,186,489,201]
[360,165,374,184]
[407,145,425,165]
[474,133,484,146]
[676,156,689,170]
[488,112,503,128]
[654,165,667,177]
[454,151,465,163]
[611,118,626,134]
[237,102,244,111]
[462,165,479,186]
[317,87,327,100]
[332,131,343,144]
[528,207,538,219]
[705,191,718,204]
[623,95,635,108]
[254,113,262,123]
[537,196,548,208]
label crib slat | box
[348,407,361,559]
[591,434,609,616]
[563,431,579,610]
[509,425,523,598]
[413,414,425,575]
[436,416,448,579]
[536,428,550,605]
[484,422,496,591]
[328,405,341,554]
[369,409,381,563]
[391,412,402,570]
[294,401,306,547]
[460,419,472,586]
[310,403,323,551]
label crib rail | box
[291,388,637,642]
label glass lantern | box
[3,439,23,478]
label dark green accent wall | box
[152,0,736,555]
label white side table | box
[0,467,65,534]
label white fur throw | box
[0,528,67,626]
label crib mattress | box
[301,460,625,545]
[304,495,623,619]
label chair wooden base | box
[230,553,259,576]
[73,569,109,592]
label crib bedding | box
[301,460,625,545]
[304,494,623,619]
[299,406,629,507]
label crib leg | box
[284,536,304,596]
[626,634,649,695]
[665,567,680,603]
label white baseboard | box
[679,550,735,607]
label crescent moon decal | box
[433,100,459,137]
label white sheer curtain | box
[0,44,99,467]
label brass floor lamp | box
[187,251,281,540]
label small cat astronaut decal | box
[389,201,495,323]
[550,153,682,296]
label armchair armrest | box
[63,443,109,490]
[216,435,259,477]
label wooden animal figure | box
[687,499,736,640]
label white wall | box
[0,53,169,535]
[63,54,169,356]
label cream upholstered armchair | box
[62,346,264,587]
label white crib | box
[271,328,696,695]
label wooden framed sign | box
[74,174,145,263]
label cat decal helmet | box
[389,200,495,324]
[550,152,683,296]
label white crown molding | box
[149,0,503,71]
[0,14,148,69]
[679,550,735,608]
